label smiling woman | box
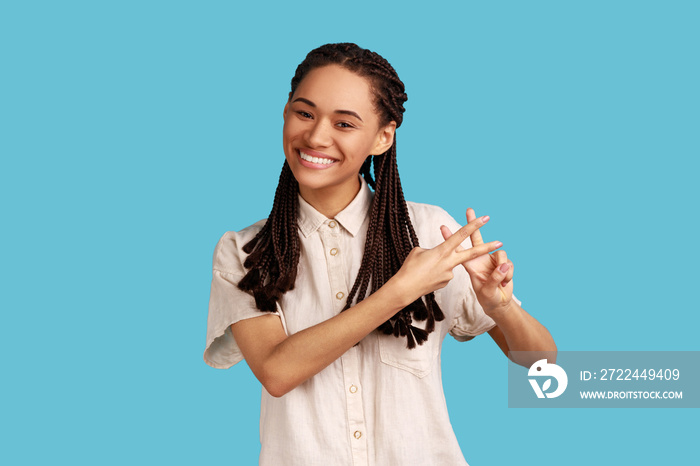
[282,64,396,217]
[203,42,556,466]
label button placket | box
[320,221,347,313]
[341,348,368,465]
[323,219,368,465]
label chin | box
[292,172,333,191]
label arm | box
[487,303,557,367]
[232,283,405,397]
[232,216,501,397]
[441,208,557,368]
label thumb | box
[483,262,511,299]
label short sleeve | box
[203,229,278,369]
[449,286,522,342]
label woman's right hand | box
[388,215,503,307]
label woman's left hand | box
[440,208,514,316]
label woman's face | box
[283,65,395,209]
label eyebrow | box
[292,97,364,122]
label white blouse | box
[204,178,509,466]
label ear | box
[371,121,397,155]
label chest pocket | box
[377,324,440,378]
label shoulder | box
[405,201,454,223]
[212,219,267,274]
[405,201,463,249]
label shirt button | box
[329,220,337,228]
[330,248,338,256]
[336,291,345,300]
[354,431,362,439]
[349,385,358,394]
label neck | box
[298,177,361,218]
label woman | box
[204,43,556,465]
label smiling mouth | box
[299,150,336,165]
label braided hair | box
[238,43,444,349]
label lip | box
[296,149,338,170]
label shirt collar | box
[297,176,373,238]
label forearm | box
[487,301,557,367]
[233,279,408,397]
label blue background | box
[1,1,698,464]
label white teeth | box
[300,151,334,165]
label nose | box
[304,119,332,148]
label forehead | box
[293,65,377,116]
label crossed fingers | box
[438,213,502,266]
[441,208,514,301]
[464,208,513,287]
[468,207,514,289]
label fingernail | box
[499,263,510,273]
[481,216,490,223]
[494,241,503,248]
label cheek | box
[282,126,294,151]
[282,123,293,159]
[353,138,376,158]
[282,119,301,143]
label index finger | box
[440,214,490,252]
[466,208,485,246]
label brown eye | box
[297,111,312,119]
